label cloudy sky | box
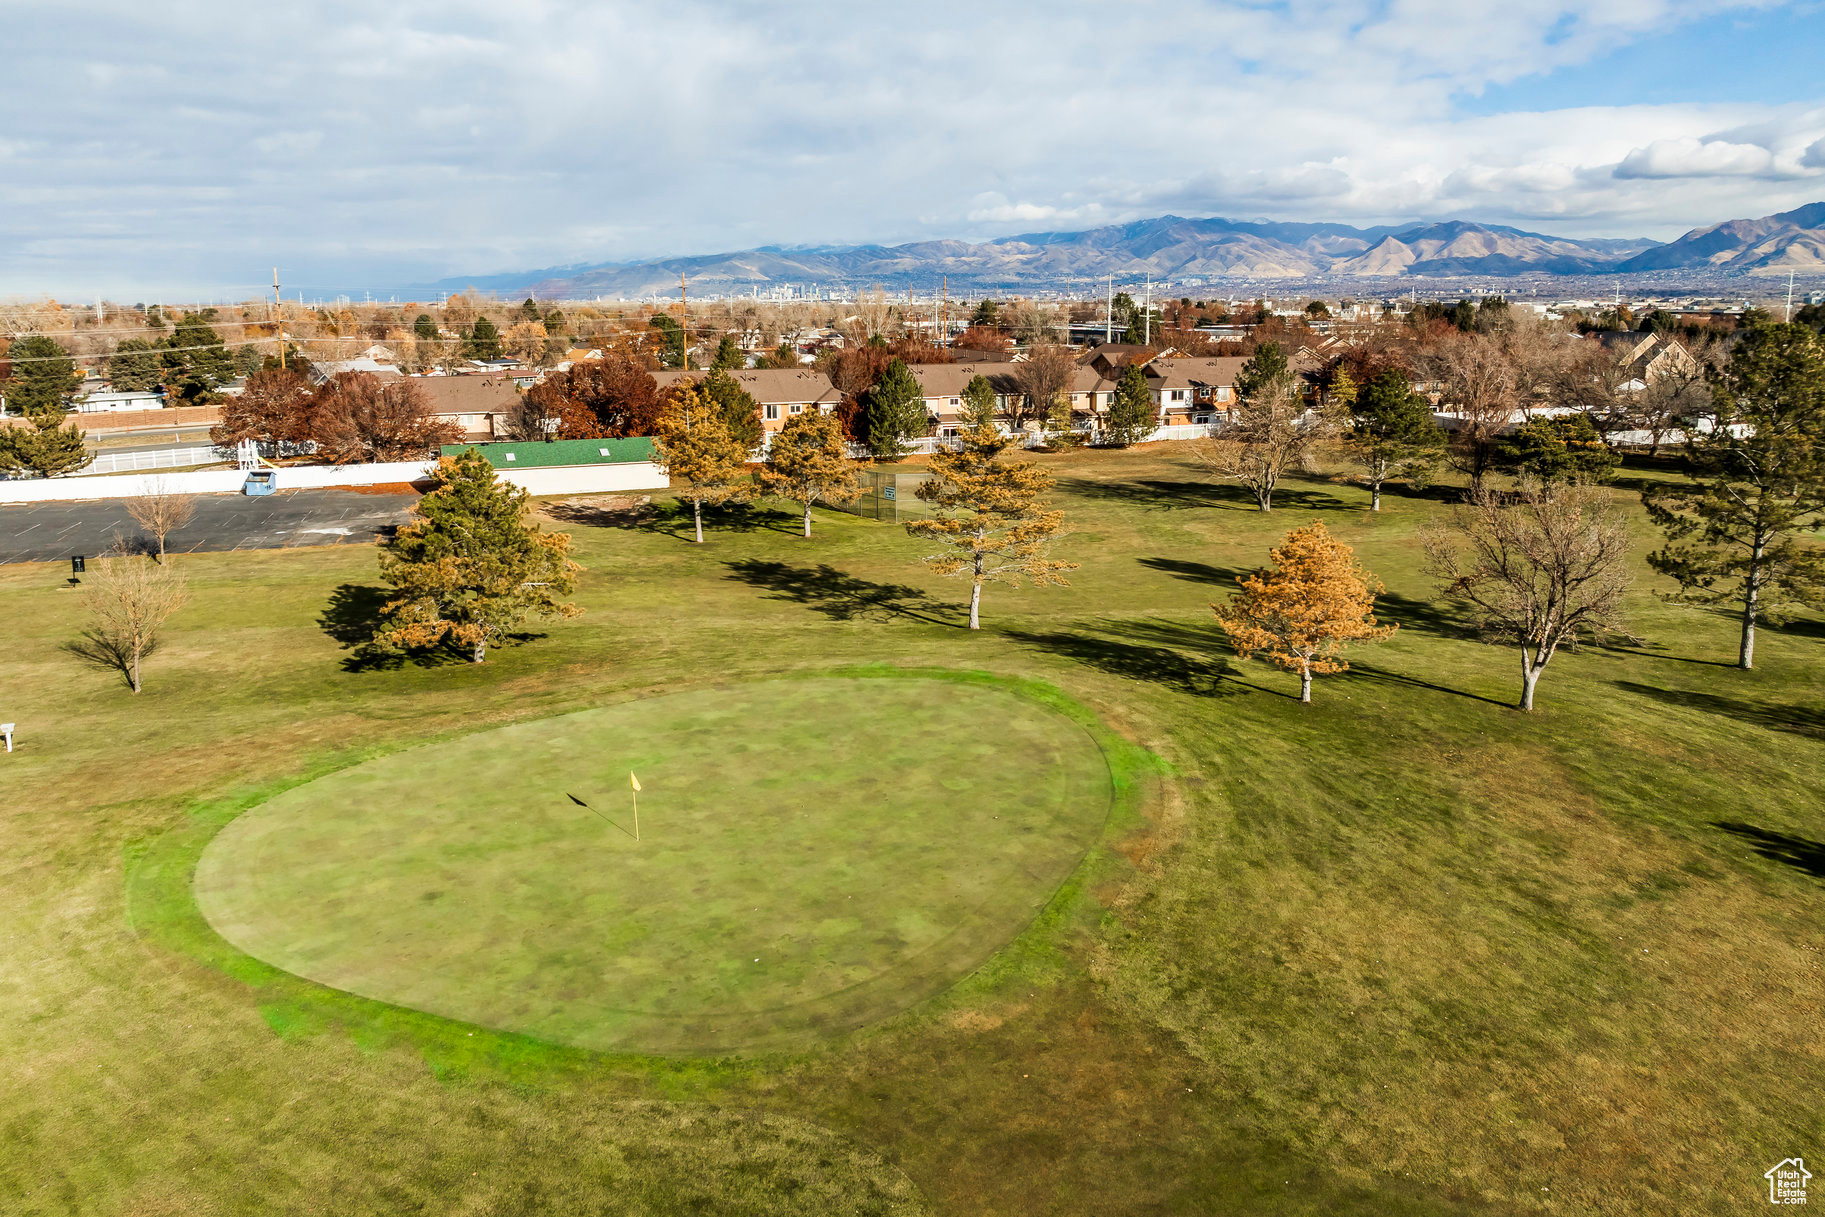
[4,0,1824,297]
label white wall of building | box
[0,459,669,504]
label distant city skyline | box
[4,1,1824,297]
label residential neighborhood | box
[4,5,1824,1216]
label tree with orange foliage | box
[311,372,459,463]
[525,351,661,439]
[211,367,312,449]
[952,325,1010,353]
[1214,520,1395,702]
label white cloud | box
[1615,137,1777,178]
[0,0,1820,295]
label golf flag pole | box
[630,771,641,840]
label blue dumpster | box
[243,470,277,496]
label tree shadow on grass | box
[1614,681,1825,741]
[1374,590,1480,642]
[722,559,964,627]
[640,500,801,543]
[1057,476,1353,514]
[1001,617,1269,698]
[1136,556,1242,587]
[540,498,654,529]
[1056,477,1244,512]
[1348,661,1513,708]
[62,633,150,691]
[1711,821,1825,880]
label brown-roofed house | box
[410,374,521,441]
[1142,356,1248,423]
[652,367,843,433]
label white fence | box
[80,445,227,475]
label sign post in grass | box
[630,771,641,841]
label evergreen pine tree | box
[160,312,237,403]
[1643,321,1825,669]
[3,334,81,415]
[698,368,763,452]
[1342,369,1446,509]
[375,450,581,663]
[865,359,928,459]
[1104,362,1157,446]
[106,338,163,392]
[467,316,503,359]
[960,374,999,432]
[711,334,744,371]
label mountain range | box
[403,204,1825,299]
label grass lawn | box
[1,441,1821,1215]
[194,676,1114,1054]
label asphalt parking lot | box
[0,487,419,565]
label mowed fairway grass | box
[195,677,1113,1054]
[2,439,1822,1215]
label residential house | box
[307,357,402,386]
[1081,343,1174,379]
[653,367,843,434]
[1143,356,1247,424]
[411,374,521,441]
[75,387,166,414]
[1588,330,1697,391]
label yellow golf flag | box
[629,772,642,792]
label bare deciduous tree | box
[1197,372,1327,510]
[1423,481,1633,711]
[1013,344,1077,432]
[127,480,197,561]
[1425,329,1518,491]
[70,550,188,693]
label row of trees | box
[1205,319,1825,701]
[211,369,460,463]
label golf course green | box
[194,675,1114,1054]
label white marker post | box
[629,771,642,841]
[1,724,13,754]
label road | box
[0,487,418,565]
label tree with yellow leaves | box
[652,385,752,543]
[1214,520,1395,702]
[907,415,1076,629]
[756,409,859,538]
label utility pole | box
[273,268,286,370]
[1144,274,1152,347]
[679,272,688,369]
[1105,274,1113,344]
[1786,269,1796,323]
[941,275,948,346]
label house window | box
[1171,390,1186,402]
[1216,387,1231,402]
[764,403,780,421]
[789,403,804,414]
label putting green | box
[195,676,1113,1054]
